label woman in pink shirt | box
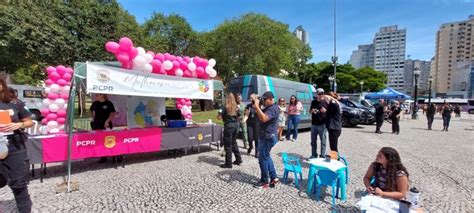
[285,95,303,142]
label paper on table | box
[308,158,347,172]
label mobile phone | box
[399,200,411,213]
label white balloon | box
[208,58,216,67]
[205,66,213,74]
[59,124,65,130]
[143,64,153,73]
[209,69,217,78]
[145,53,154,63]
[43,99,51,107]
[175,69,183,77]
[49,104,59,112]
[163,60,173,70]
[50,84,60,93]
[49,128,60,133]
[133,56,146,67]
[47,121,59,129]
[60,85,70,94]
[55,98,66,108]
[44,87,51,94]
[137,47,146,55]
[187,62,196,72]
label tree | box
[142,13,197,55]
[351,67,387,92]
[203,13,311,83]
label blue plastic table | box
[306,158,347,201]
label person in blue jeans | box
[251,91,280,189]
[309,88,328,158]
[441,102,453,131]
[286,95,303,141]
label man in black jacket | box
[426,103,436,130]
[309,88,328,158]
[374,99,385,134]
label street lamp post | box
[332,0,337,93]
[328,76,334,92]
[412,68,421,119]
[360,81,364,98]
[428,75,433,106]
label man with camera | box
[250,91,280,189]
[309,88,328,159]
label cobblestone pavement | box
[1,113,473,212]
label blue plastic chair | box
[281,152,303,189]
[313,169,341,208]
[338,154,349,184]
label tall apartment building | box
[432,15,474,94]
[349,44,375,68]
[374,26,407,91]
[293,26,309,45]
[404,59,431,95]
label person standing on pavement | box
[251,91,280,189]
[426,103,436,130]
[0,79,34,213]
[245,93,260,157]
[286,95,303,142]
[217,93,242,168]
[277,98,287,141]
[325,92,342,153]
[309,88,328,158]
[390,101,401,135]
[441,102,453,131]
[374,99,385,134]
[236,94,248,149]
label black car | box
[339,102,362,127]
[340,98,376,125]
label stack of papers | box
[308,158,347,172]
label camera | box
[252,97,263,105]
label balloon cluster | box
[105,37,217,79]
[176,98,193,120]
[40,65,74,134]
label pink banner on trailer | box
[41,128,162,163]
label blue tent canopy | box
[365,87,411,100]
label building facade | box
[373,25,407,92]
[404,59,431,95]
[349,44,375,68]
[432,15,474,94]
[293,25,309,45]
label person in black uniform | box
[0,79,34,213]
[374,99,385,134]
[426,103,436,130]
[217,93,242,168]
[245,93,260,157]
[90,93,117,163]
[324,92,342,152]
[390,101,401,135]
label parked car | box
[339,102,362,127]
[340,98,375,125]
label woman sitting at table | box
[363,147,409,200]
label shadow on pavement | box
[196,155,221,166]
[215,169,259,185]
[354,189,367,199]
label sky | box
[118,0,474,63]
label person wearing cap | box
[250,91,280,189]
[309,88,328,158]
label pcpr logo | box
[97,70,110,83]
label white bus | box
[9,84,44,120]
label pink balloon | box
[196,67,205,76]
[183,70,191,78]
[57,79,67,86]
[49,72,60,81]
[119,37,133,51]
[185,101,192,106]
[105,41,120,53]
[183,56,191,63]
[186,114,193,119]
[179,61,188,71]
[48,93,59,100]
[177,104,183,109]
[45,79,54,86]
[128,47,138,59]
[66,67,74,74]
[56,65,66,75]
[41,119,48,125]
[169,55,176,61]
[151,60,162,72]
[60,93,69,100]
[180,99,186,104]
[154,53,165,62]
[172,61,180,69]
[116,51,129,63]
[176,56,183,62]
[57,110,67,118]
[47,113,58,121]
[199,59,208,68]
[40,108,50,116]
[62,73,72,81]
[164,53,172,60]
[46,66,56,74]
[57,118,66,124]
[193,57,201,64]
